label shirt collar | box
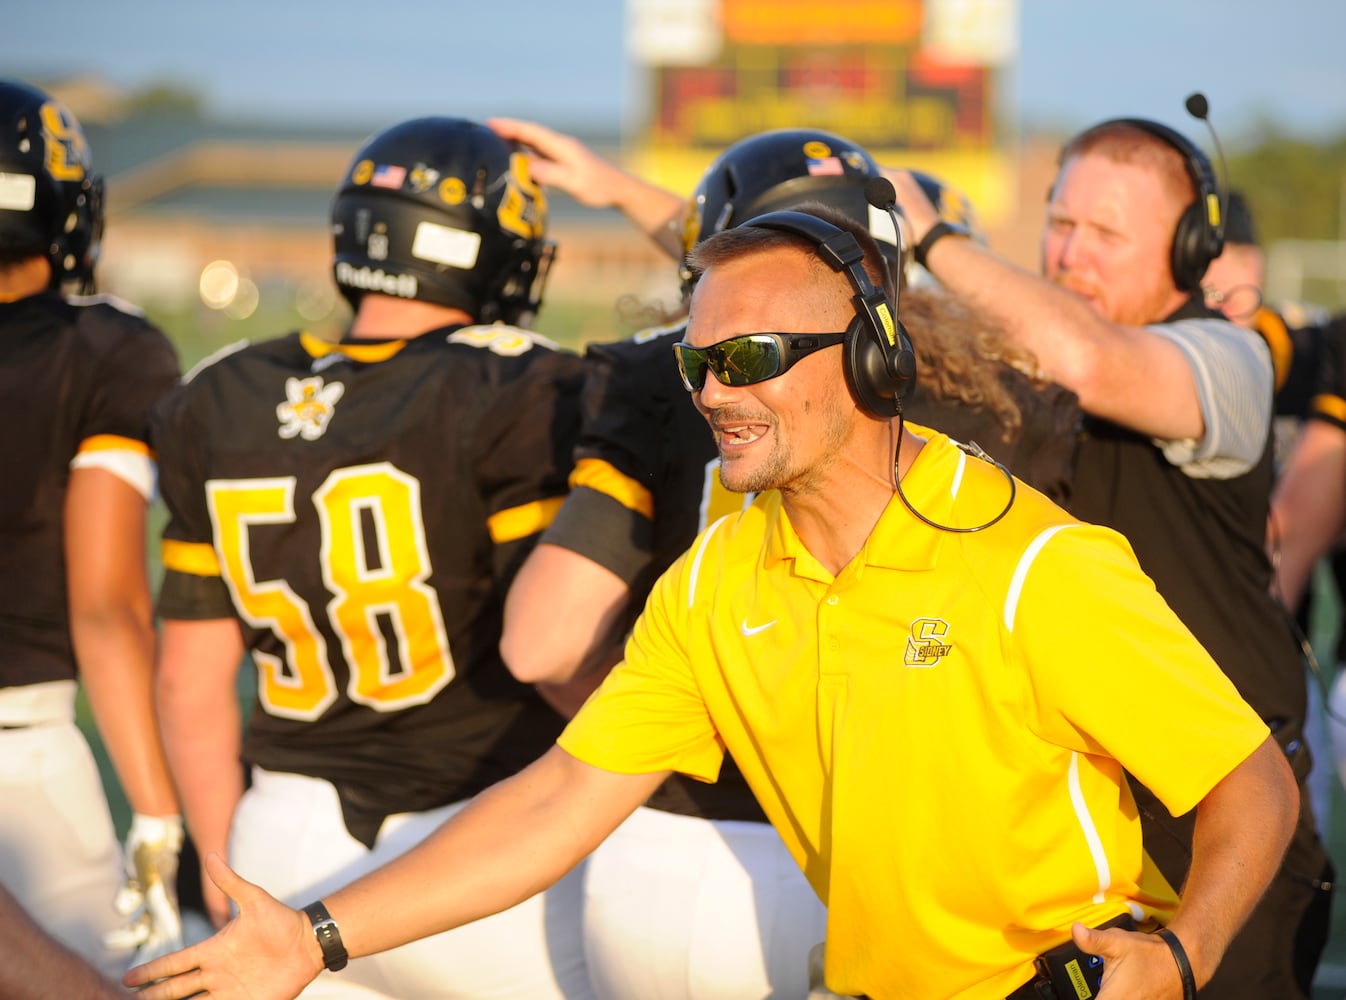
[761,424,961,579]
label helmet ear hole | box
[330,118,552,326]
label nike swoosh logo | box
[740,618,777,637]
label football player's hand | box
[104,814,185,966]
[123,852,321,1000]
[488,118,627,208]
[1075,921,1196,999]
[881,168,941,245]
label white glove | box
[104,813,185,967]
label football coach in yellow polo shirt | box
[126,205,1297,1000]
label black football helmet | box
[684,129,892,265]
[0,79,104,293]
[331,117,553,327]
[683,128,980,290]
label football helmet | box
[684,129,892,263]
[683,128,981,290]
[0,79,104,293]
[331,117,553,327]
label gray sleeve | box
[1147,318,1274,479]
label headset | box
[740,209,916,420]
[1063,94,1226,293]
[740,201,1017,533]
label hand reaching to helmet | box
[488,118,686,257]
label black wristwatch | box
[913,219,971,269]
[302,900,349,972]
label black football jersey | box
[1308,315,1346,432]
[154,326,583,846]
[543,322,1080,820]
[1247,306,1332,470]
[0,292,179,689]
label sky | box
[3,0,1344,146]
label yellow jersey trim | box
[569,457,654,519]
[1312,393,1346,425]
[78,434,151,459]
[1252,307,1292,392]
[488,496,565,544]
[300,331,406,364]
[162,539,222,577]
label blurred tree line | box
[1229,123,1346,244]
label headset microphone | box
[864,177,899,216]
[1183,91,1229,246]
[864,177,905,275]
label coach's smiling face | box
[685,245,858,499]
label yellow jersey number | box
[206,462,454,721]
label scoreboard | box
[628,0,1017,223]
[651,49,990,151]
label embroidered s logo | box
[277,376,345,441]
[905,618,952,668]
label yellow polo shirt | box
[559,428,1268,999]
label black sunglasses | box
[673,332,847,392]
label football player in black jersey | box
[151,117,593,999]
[0,79,184,976]
[492,121,1080,999]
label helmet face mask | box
[0,79,103,293]
[331,118,554,328]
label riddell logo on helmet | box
[335,262,417,299]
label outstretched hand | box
[1075,921,1190,999]
[123,853,322,1000]
[488,118,626,208]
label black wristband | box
[302,900,349,973]
[1156,927,1197,1000]
[913,220,969,269]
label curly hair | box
[901,286,1046,444]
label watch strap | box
[1156,927,1197,1000]
[913,219,969,269]
[302,900,349,973]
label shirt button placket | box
[821,593,842,670]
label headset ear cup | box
[1170,203,1209,293]
[893,321,916,401]
[845,315,912,419]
